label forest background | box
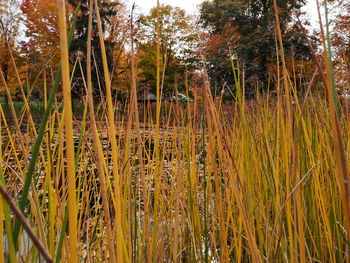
[0,0,349,108]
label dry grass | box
[0,0,349,262]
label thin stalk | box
[0,184,53,263]
[94,0,125,260]
[272,1,303,262]
[130,5,151,262]
[318,0,350,230]
[152,1,161,261]
[12,7,79,245]
[0,110,16,263]
[0,69,48,253]
[57,0,78,260]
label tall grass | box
[0,1,349,262]
[57,0,78,260]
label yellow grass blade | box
[56,0,78,260]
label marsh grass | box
[0,0,349,262]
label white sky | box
[132,0,203,15]
[303,0,321,29]
[131,0,320,26]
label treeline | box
[0,0,349,101]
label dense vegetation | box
[0,0,349,262]
[200,0,312,96]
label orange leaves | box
[21,0,73,61]
[203,24,240,57]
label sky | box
[132,0,203,15]
[131,0,320,28]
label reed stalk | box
[57,0,78,260]
[151,1,162,261]
[316,0,350,231]
[129,6,151,262]
[84,1,117,262]
[0,1,349,262]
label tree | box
[20,0,69,99]
[328,0,350,93]
[136,4,199,96]
[68,0,126,99]
[20,0,61,61]
[108,3,131,100]
[20,0,129,100]
[200,0,311,97]
[0,0,22,101]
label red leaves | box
[20,0,30,12]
